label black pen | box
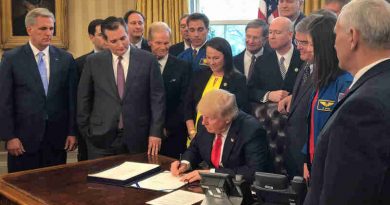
[179,153,182,168]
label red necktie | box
[309,90,319,163]
[117,56,125,129]
[211,134,223,168]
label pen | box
[179,153,182,168]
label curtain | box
[303,0,324,15]
[136,0,189,44]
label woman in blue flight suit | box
[302,15,353,181]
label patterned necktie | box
[192,49,197,59]
[211,134,223,168]
[37,52,49,95]
[302,63,311,84]
[247,55,256,81]
[117,56,125,129]
[279,56,287,79]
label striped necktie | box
[279,56,287,79]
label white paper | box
[131,171,186,192]
[88,161,159,181]
[146,190,205,205]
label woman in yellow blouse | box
[184,37,250,145]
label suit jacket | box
[75,50,94,76]
[248,48,304,102]
[77,48,165,153]
[304,59,390,205]
[163,55,191,130]
[284,63,313,177]
[184,68,250,122]
[169,41,185,57]
[141,38,151,52]
[0,44,78,152]
[182,111,270,182]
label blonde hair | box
[197,89,239,121]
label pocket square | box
[170,79,177,82]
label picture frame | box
[0,0,68,49]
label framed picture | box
[0,0,68,49]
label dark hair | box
[101,16,127,40]
[309,15,342,89]
[187,13,209,29]
[245,19,269,38]
[87,19,104,36]
[123,10,145,23]
[324,0,351,7]
[180,14,189,22]
[206,37,234,75]
[313,9,337,18]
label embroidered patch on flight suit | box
[199,58,208,66]
[317,100,335,112]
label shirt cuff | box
[181,160,191,170]
[261,91,270,103]
[210,168,216,173]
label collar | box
[245,47,264,59]
[216,122,232,139]
[192,40,207,52]
[276,44,294,62]
[29,41,49,57]
[349,57,390,88]
[158,54,169,72]
[132,38,143,48]
[111,46,131,62]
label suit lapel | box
[48,46,60,97]
[203,129,215,165]
[123,48,139,100]
[104,51,120,100]
[23,44,46,97]
[162,55,175,79]
[221,121,239,166]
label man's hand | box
[278,95,292,114]
[303,163,310,182]
[7,138,25,156]
[180,169,210,183]
[64,136,77,152]
[170,160,189,176]
[148,136,161,155]
[268,90,290,102]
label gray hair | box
[338,0,390,49]
[245,19,269,38]
[148,22,172,41]
[197,89,239,121]
[295,14,321,33]
[25,8,55,27]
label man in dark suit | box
[278,0,305,29]
[75,19,106,75]
[123,10,151,51]
[74,19,106,161]
[278,15,318,178]
[148,22,191,159]
[323,0,350,16]
[249,17,303,104]
[178,13,209,72]
[234,19,270,81]
[171,89,270,182]
[0,8,78,172]
[169,14,191,57]
[77,17,165,159]
[304,1,390,204]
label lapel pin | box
[230,138,234,143]
[223,83,227,87]
[294,68,298,72]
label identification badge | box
[317,99,335,112]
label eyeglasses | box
[294,39,311,47]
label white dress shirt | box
[158,54,169,74]
[275,45,294,73]
[244,48,264,78]
[132,39,143,49]
[30,41,50,82]
[349,58,390,89]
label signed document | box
[131,171,186,192]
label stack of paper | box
[146,190,205,205]
[131,171,186,192]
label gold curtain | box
[303,0,325,15]
[136,0,189,44]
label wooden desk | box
[0,153,201,205]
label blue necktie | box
[37,52,49,95]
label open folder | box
[87,161,161,186]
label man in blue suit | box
[171,89,270,182]
[0,8,78,172]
